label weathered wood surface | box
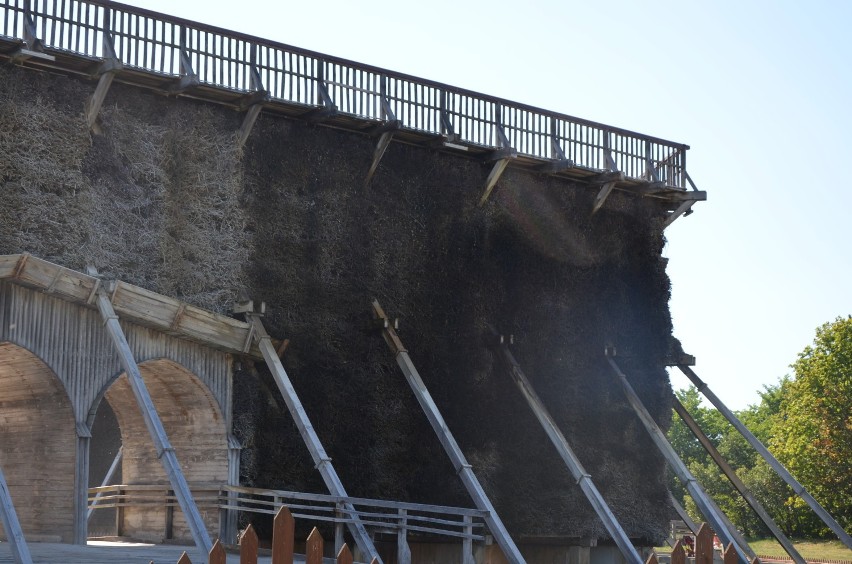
[0,254,262,358]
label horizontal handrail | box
[89,484,488,542]
[1,0,689,187]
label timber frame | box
[0,254,266,359]
[1,0,705,226]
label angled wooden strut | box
[678,364,852,550]
[538,117,574,174]
[479,108,517,207]
[490,329,642,564]
[673,397,806,564]
[237,50,270,150]
[92,276,213,555]
[240,304,382,563]
[85,27,123,131]
[591,134,621,215]
[0,465,32,564]
[364,80,400,187]
[371,300,526,564]
[171,26,200,93]
[605,355,751,564]
[10,2,54,64]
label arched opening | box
[89,358,229,542]
[0,342,77,543]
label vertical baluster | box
[462,514,474,564]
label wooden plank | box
[336,544,353,564]
[306,528,323,564]
[645,554,658,564]
[271,506,295,564]
[240,524,258,564]
[0,255,22,278]
[178,551,193,564]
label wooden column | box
[73,422,92,545]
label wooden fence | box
[650,523,762,564]
[0,0,690,188]
[176,505,378,564]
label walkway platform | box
[0,540,275,564]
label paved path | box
[0,541,278,564]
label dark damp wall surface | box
[0,64,675,543]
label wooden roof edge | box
[0,253,264,359]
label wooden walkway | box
[0,541,276,564]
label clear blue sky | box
[123,0,852,410]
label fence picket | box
[272,505,295,564]
[240,524,259,564]
[724,544,738,564]
[306,527,324,564]
[208,539,226,564]
[336,544,354,564]
[671,540,686,564]
[178,551,192,564]
[696,523,714,564]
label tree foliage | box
[668,316,852,538]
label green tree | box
[771,316,852,535]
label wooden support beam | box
[171,27,199,93]
[87,447,123,521]
[539,139,575,173]
[364,131,394,187]
[491,330,643,564]
[10,8,53,63]
[85,33,123,131]
[605,355,751,564]
[236,59,270,150]
[93,279,213,555]
[592,182,616,215]
[372,300,526,564]
[73,423,92,545]
[662,200,696,228]
[242,309,382,563]
[678,365,852,550]
[478,122,516,207]
[0,465,32,564]
[588,170,625,185]
[673,397,804,564]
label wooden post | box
[695,523,714,564]
[306,527,324,564]
[0,463,32,564]
[337,544,354,564]
[115,486,124,536]
[178,551,193,564]
[208,539,226,564]
[272,506,295,564]
[397,508,411,564]
[334,502,345,555]
[670,540,686,564]
[73,425,91,545]
[462,514,475,564]
[645,554,659,564]
[166,489,175,540]
[240,524,259,564]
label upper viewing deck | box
[1,0,704,224]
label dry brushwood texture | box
[1,64,676,543]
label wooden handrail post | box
[334,502,345,555]
[397,508,411,564]
[462,514,475,564]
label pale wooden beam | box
[0,464,33,564]
[478,118,516,207]
[171,27,199,93]
[364,93,399,187]
[10,7,54,64]
[236,62,269,149]
[85,33,123,132]
[592,182,616,215]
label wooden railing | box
[1,0,691,188]
[89,483,488,561]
